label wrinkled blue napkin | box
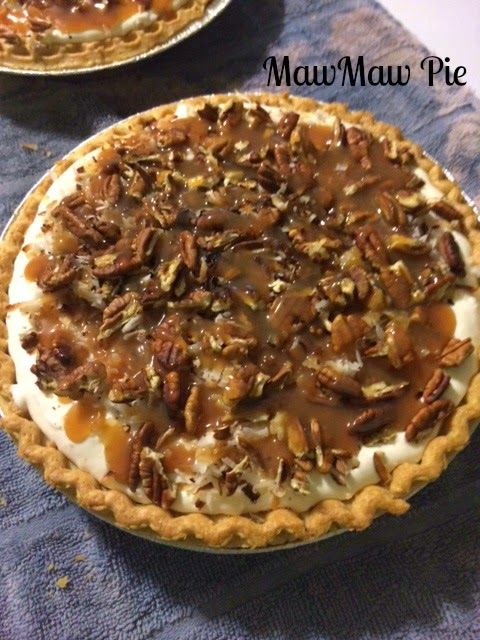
[1,1,479,638]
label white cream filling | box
[6,103,480,515]
[39,0,188,44]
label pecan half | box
[277,112,299,140]
[439,337,474,367]
[31,342,75,391]
[128,422,156,491]
[163,370,183,416]
[152,335,189,373]
[178,231,198,271]
[376,192,406,227]
[37,255,77,292]
[134,228,159,264]
[139,448,175,507]
[405,399,453,442]
[348,408,389,436]
[438,232,465,277]
[316,364,362,398]
[184,385,201,434]
[355,225,389,269]
[422,369,450,404]
[56,361,107,400]
[430,200,463,222]
[99,292,142,339]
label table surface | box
[380,0,480,96]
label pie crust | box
[1,93,479,549]
[0,0,212,72]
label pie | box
[0,0,212,72]
[1,93,479,549]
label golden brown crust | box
[1,92,479,549]
[0,0,212,73]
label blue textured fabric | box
[1,1,479,638]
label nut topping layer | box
[19,99,477,512]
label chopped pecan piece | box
[197,103,219,122]
[178,231,198,271]
[37,255,77,292]
[354,225,389,269]
[439,337,474,367]
[384,318,415,368]
[380,262,412,309]
[438,232,465,277]
[362,380,409,401]
[20,331,38,352]
[387,234,428,255]
[155,127,187,147]
[277,112,299,140]
[395,190,424,210]
[405,399,453,442]
[316,364,362,398]
[330,313,368,352]
[422,369,450,404]
[223,363,259,403]
[285,416,309,457]
[99,293,142,339]
[29,16,52,32]
[373,451,390,485]
[56,361,107,400]
[257,162,282,193]
[348,408,389,436]
[128,422,156,491]
[108,373,149,403]
[273,143,291,174]
[345,126,371,169]
[349,266,371,300]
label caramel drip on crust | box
[0,0,183,37]
[22,99,472,503]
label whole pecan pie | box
[0,0,212,72]
[1,94,479,549]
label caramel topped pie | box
[1,94,479,548]
[0,0,212,71]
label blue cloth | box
[1,1,479,638]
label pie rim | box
[1,92,479,549]
[0,0,213,73]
